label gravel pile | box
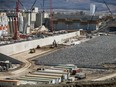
[35,35,116,67]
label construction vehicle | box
[75,72,86,79]
[50,40,58,48]
[30,48,36,53]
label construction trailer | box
[33,70,69,80]
[32,72,64,82]
[0,80,19,87]
[43,67,69,72]
[42,68,70,78]
[54,64,77,72]
[18,77,57,85]
[26,74,62,83]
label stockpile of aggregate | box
[35,35,116,67]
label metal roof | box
[18,77,54,82]
[26,74,61,78]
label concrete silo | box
[90,3,96,15]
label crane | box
[102,0,113,16]
[13,0,19,40]
[50,0,53,32]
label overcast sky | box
[0,0,115,12]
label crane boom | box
[50,0,53,32]
[102,0,113,16]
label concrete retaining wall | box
[0,32,78,56]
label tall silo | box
[90,3,96,15]
[18,13,24,33]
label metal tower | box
[13,0,19,40]
[50,0,53,32]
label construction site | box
[0,0,116,87]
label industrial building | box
[0,12,9,37]
[0,8,112,40]
[45,12,112,31]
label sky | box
[0,0,115,12]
